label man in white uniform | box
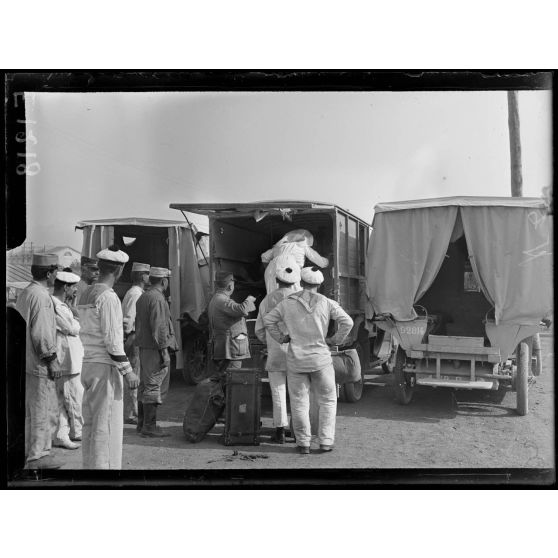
[121,262,150,425]
[78,246,139,469]
[264,266,353,454]
[51,270,84,450]
[16,253,61,469]
[261,229,329,293]
[255,264,301,444]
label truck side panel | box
[336,210,369,317]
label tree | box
[507,91,523,197]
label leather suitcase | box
[224,368,261,446]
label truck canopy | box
[76,215,209,234]
[169,200,367,224]
[373,195,547,215]
[367,196,553,328]
[170,200,335,211]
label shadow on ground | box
[123,421,297,455]
[337,377,519,423]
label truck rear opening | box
[170,202,393,402]
[208,211,335,311]
[170,202,369,317]
[76,217,209,380]
[111,225,171,299]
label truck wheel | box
[182,334,208,385]
[393,346,415,405]
[344,341,366,403]
[344,378,363,402]
[532,334,542,377]
[337,383,346,402]
[516,341,529,416]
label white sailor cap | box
[301,266,324,285]
[276,264,301,285]
[55,271,81,284]
[131,262,151,273]
[56,271,80,285]
[96,246,129,264]
[150,267,171,278]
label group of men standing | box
[17,232,354,468]
[16,246,177,470]
[212,256,353,455]
[16,253,83,468]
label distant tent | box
[6,263,32,284]
[6,263,32,305]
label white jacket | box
[261,241,329,294]
[263,290,353,373]
[52,296,84,375]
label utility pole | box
[507,90,523,197]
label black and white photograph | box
[4,71,554,487]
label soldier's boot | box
[136,401,144,433]
[270,427,286,444]
[140,403,170,438]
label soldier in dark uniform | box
[207,271,256,379]
[134,267,178,437]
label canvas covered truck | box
[366,196,553,415]
[76,217,210,383]
[169,201,395,402]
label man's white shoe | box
[53,439,81,450]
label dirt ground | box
[58,334,554,471]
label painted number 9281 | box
[399,326,425,335]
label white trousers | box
[123,341,139,420]
[54,374,84,442]
[268,370,289,428]
[25,374,58,462]
[287,364,337,447]
[81,363,124,469]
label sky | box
[22,89,552,251]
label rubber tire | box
[344,341,365,403]
[393,346,415,405]
[516,341,529,416]
[182,334,208,385]
[532,334,542,377]
[344,378,363,402]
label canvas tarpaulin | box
[168,225,208,369]
[367,197,553,330]
[366,206,459,321]
[461,206,553,326]
[169,226,207,322]
[81,225,115,258]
